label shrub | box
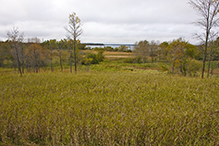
[135,56,143,63]
[160,64,169,72]
[97,50,104,62]
[81,53,99,65]
[123,58,135,63]
[81,51,104,65]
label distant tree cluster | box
[84,45,132,52]
[133,38,219,76]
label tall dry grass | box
[0,72,219,145]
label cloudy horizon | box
[0,0,204,44]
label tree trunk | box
[207,53,212,78]
[15,47,22,77]
[202,40,208,78]
[50,49,53,72]
[21,46,25,74]
[172,61,175,74]
[22,62,24,74]
[74,38,77,74]
[34,48,38,73]
[183,63,187,76]
[211,61,214,77]
[180,61,183,75]
[201,5,210,79]
[70,52,73,73]
[60,52,63,72]
[35,65,38,73]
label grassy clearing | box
[82,50,134,58]
[0,71,219,145]
[104,51,133,58]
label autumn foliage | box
[25,44,49,73]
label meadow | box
[0,56,219,145]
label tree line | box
[0,29,131,76]
[1,32,219,77]
[0,31,107,76]
[0,33,83,76]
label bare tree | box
[7,27,24,77]
[65,12,82,74]
[189,0,219,78]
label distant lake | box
[85,43,135,50]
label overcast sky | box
[0,0,203,44]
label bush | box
[123,56,143,64]
[135,56,143,63]
[97,50,104,62]
[160,64,169,72]
[81,51,104,65]
[81,53,99,65]
[81,58,93,65]
[123,58,135,63]
[126,49,132,52]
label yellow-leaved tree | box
[65,12,82,74]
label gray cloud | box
[0,0,203,43]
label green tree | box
[159,42,169,62]
[65,12,82,74]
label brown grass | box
[82,50,134,58]
[105,55,133,58]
